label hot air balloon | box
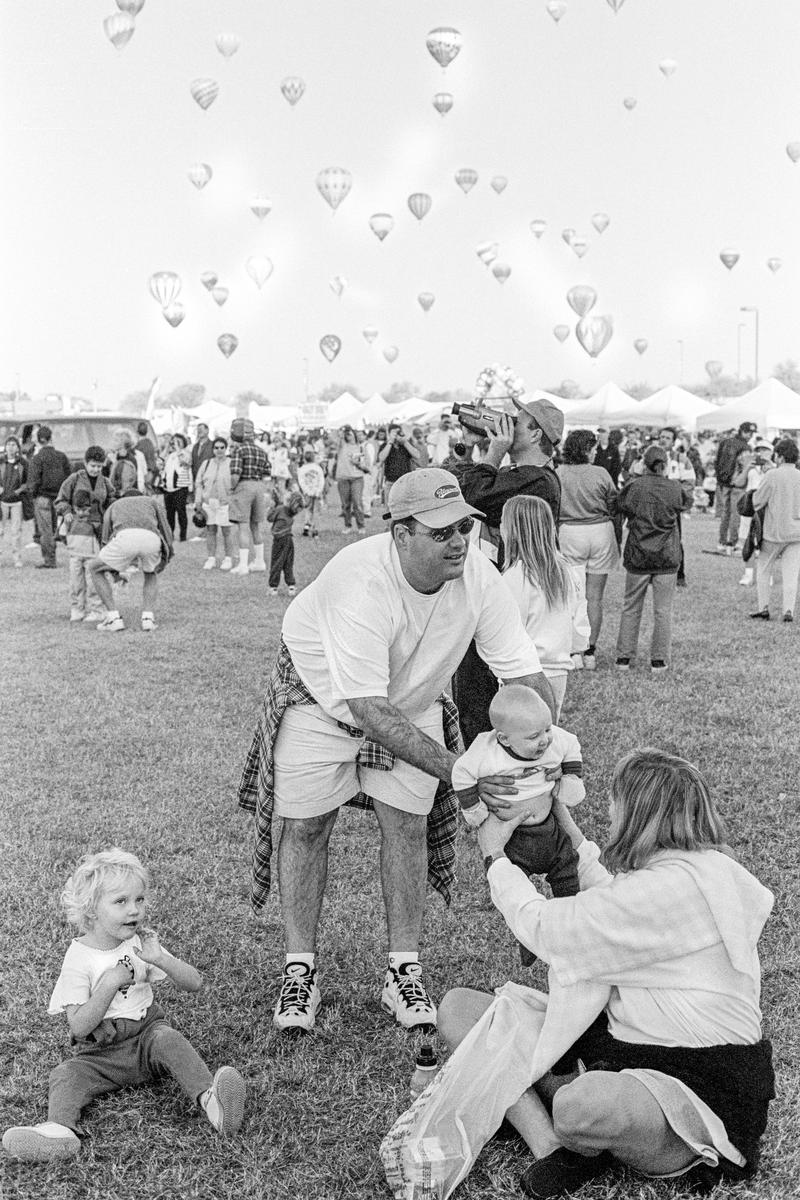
[719,248,739,271]
[606,0,626,12]
[553,325,570,343]
[149,271,181,309]
[104,13,135,51]
[246,256,273,288]
[705,361,723,379]
[200,271,218,291]
[250,196,272,220]
[217,334,238,359]
[433,93,453,116]
[190,79,219,111]
[566,285,597,317]
[408,192,432,221]
[591,212,610,234]
[426,27,462,70]
[571,235,589,259]
[455,168,478,194]
[187,163,213,190]
[561,228,575,246]
[211,286,229,307]
[659,59,678,78]
[116,0,144,14]
[476,241,499,266]
[530,219,547,238]
[317,167,352,212]
[492,262,511,284]
[362,327,379,344]
[319,335,341,363]
[215,32,240,58]
[417,292,435,312]
[383,346,399,364]
[633,338,648,355]
[546,2,568,24]
[281,76,305,106]
[576,314,613,358]
[369,213,394,242]
[623,96,637,111]
[329,276,346,298]
[491,175,509,195]
[162,303,185,328]
[767,257,783,273]
[786,142,800,163]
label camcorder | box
[451,402,514,437]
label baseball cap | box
[383,468,484,527]
[643,445,668,469]
[754,440,773,452]
[511,397,565,445]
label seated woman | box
[438,748,775,1198]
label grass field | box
[1,505,798,1200]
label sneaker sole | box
[2,1128,80,1162]
[210,1066,246,1134]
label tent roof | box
[561,382,639,426]
[696,378,800,432]
[628,385,711,428]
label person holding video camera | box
[452,398,565,744]
[378,423,422,506]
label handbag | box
[191,508,207,529]
[737,490,756,518]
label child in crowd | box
[267,483,305,595]
[297,448,326,537]
[452,686,585,961]
[500,496,589,720]
[64,489,105,623]
[2,849,245,1163]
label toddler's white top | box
[49,935,169,1023]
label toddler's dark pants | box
[269,534,295,588]
[48,1003,212,1132]
[505,812,579,966]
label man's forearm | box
[346,696,456,784]
[503,672,556,720]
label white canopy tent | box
[248,403,302,431]
[360,392,397,425]
[182,399,236,435]
[614,386,711,430]
[696,378,800,434]
[325,392,365,429]
[560,382,640,427]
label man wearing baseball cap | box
[454,396,564,743]
[238,467,554,1034]
[614,444,693,674]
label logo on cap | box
[434,485,459,499]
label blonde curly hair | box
[60,848,150,932]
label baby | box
[452,687,585,956]
[2,849,245,1163]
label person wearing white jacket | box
[500,496,590,721]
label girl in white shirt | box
[500,496,589,721]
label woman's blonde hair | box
[501,495,572,610]
[603,748,729,873]
[60,848,150,932]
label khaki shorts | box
[228,479,266,525]
[273,702,444,818]
[97,529,161,573]
[204,498,230,528]
[560,521,620,574]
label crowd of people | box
[2,397,795,1196]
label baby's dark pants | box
[269,534,295,587]
[505,812,580,965]
[48,1003,212,1132]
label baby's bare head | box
[489,685,551,738]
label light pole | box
[737,323,746,381]
[677,339,684,384]
[739,306,759,382]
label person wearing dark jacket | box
[26,425,71,568]
[715,422,757,550]
[0,437,28,567]
[593,427,621,489]
[614,445,693,674]
[55,447,115,535]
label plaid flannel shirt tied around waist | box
[237,639,462,912]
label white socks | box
[250,542,265,567]
[286,952,315,969]
[388,951,419,971]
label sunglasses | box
[408,516,475,543]
[213,444,226,450]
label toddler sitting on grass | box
[2,848,245,1163]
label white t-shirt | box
[452,727,582,826]
[48,935,169,1022]
[282,533,542,724]
[297,461,326,498]
[502,562,590,675]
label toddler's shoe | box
[83,611,103,623]
[70,608,84,623]
[97,614,125,633]
[199,1066,246,1135]
[287,585,296,596]
[141,615,157,633]
[219,556,233,571]
[2,1122,80,1162]
[202,557,216,570]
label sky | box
[2,0,799,410]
